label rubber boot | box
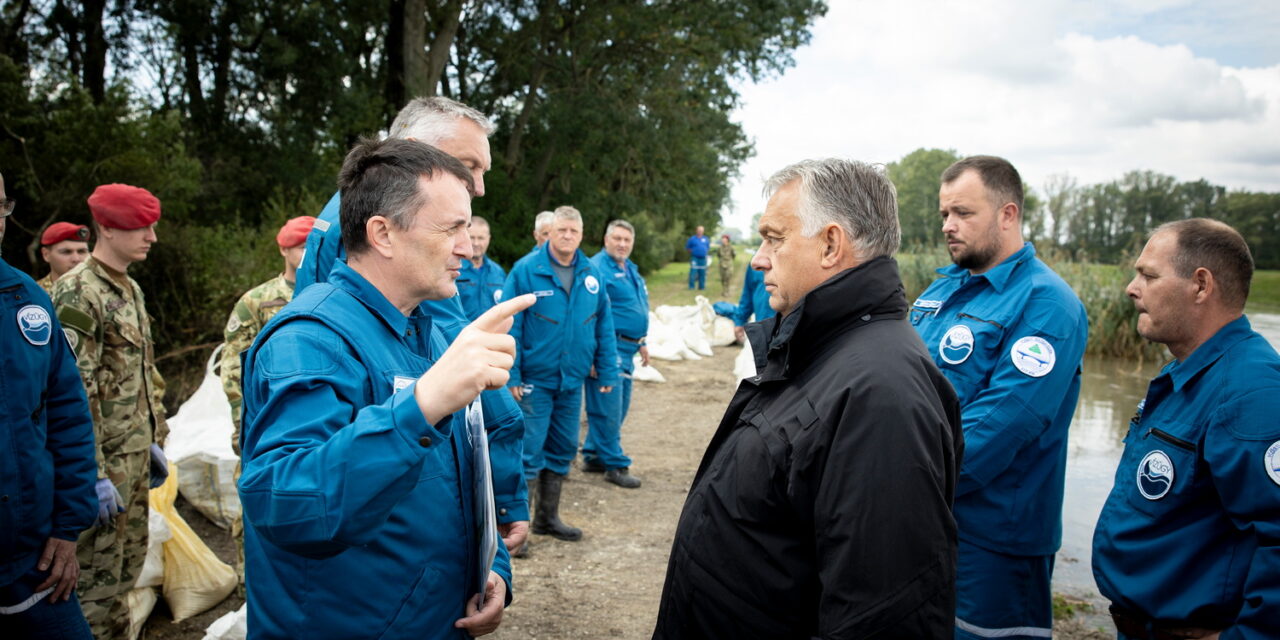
[514,476,536,558]
[532,469,582,541]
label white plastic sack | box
[202,604,248,640]
[136,508,172,588]
[631,354,666,383]
[681,320,713,357]
[165,346,241,529]
[125,587,157,640]
[734,340,757,381]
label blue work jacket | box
[685,234,710,258]
[239,263,512,640]
[458,256,506,322]
[910,242,1087,556]
[293,191,527,523]
[502,246,620,390]
[0,259,97,586]
[1093,316,1280,638]
[590,251,649,349]
[732,266,775,327]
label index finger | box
[470,294,536,333]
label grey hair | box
[553,205,582,224]
[606,219,635,236]
[762,158,900,259]
[389,96,495,144]
[470,215,490,229]
[534,210,554,232]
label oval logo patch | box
[1011,336,1055,377]
[493,289,503,303]
[939,325,974,365]
[1266,441,1280,487]
[17,304,52,346]
[584,275,600,295]
[1137,450,1175,500]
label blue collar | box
[1163,314,1253,392]
[0,257,20,288]
[536,248,586,275]
[936,241,1036,293]
[328,262,428,337]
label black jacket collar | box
[747,256,907,383]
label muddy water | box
[1053,312,1280,610]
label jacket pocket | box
[1123,420,1201,517]
[374,563,449,640]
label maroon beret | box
[276,216,317,248]
[41,222,90,246]
[87,184,161,230]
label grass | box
[643,248,753,308]
[1052,593,1095,621]
[1248,269,1280,313]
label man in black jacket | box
[654,159,963,639]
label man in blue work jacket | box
[239,139,535,639]
[293,96,530,556]
[0,172,97,639]
[583,220,647,489]
[503,205,620,543]
[685,225,710,290]
[910,156,1087,639]
[730,265,774,344]
[457,215,506,321]
[1094,219,1280,639]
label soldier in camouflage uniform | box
[35,222,90,295]
[52,184,169,640]
[716,234,735,297]
[218,215,313,586]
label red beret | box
[276,216,317,248]
[41,222,90,246]
[87,184,161,230]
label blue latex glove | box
[149,444,169,489]
[95,479,124,527]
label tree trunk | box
[421,0,462,98]
[81,0,107,103]
[402,0,430,99]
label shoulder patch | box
[64,328,79,352]
[1266,441,1280,487]
[226,314,242,334]
[16,305,52,346]
[57,305,97,336]
[1010,336,1055,377]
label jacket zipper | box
[1148,427,1195,451]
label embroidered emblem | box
[939,325,974,365]
[105,298,127,312]
[1011,336,1055,377]
[493,289,502,303]
[1137,450,1175,500]
[64,328,78,352]
[1266,441,1280,487]
[584,275,600,295]
[226,314,242,334]
[16,305,52,346]
[313,218,330,232]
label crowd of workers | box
[2,94,1277,640]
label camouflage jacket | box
[36,273,55,295]
[52,257,167,478]
[219,274,293,451]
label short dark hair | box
[1154,218,1254,309]
[941,155,1024,215]
[338,137,474,256]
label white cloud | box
[725,0,1280,232]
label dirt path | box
[147,342,1107,638]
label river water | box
[1052,312,1280,610]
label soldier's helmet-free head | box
[88,184,161,230]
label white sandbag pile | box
[631,353,666,383]
[203,604,248,640]
[164,346,241,530]
[647,296,735,362]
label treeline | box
[888,148,1280,268]
[0,0,825,397]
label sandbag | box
[203,603,248,640]
[734,340,756,381]
[165,346,241,529]
[153,464,238,622]
[136,507,172,588]
[125,587,158,640]
[710,317,737,347]
[631,354,666,383]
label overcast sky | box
[723,0,1280,233]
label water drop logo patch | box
[1137,450,1175,500]
[939,325,974,365]
[16,305,52,346]
[584,275,600,295]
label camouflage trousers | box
[719,265,734,296]
[231,462,245,595]
[76,449,148,640]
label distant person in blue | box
[731,265,775,344]
[0,171,98,640]
[239,140,537,640]
[457,216,505,321]
[583,220,647,489]
[292,96,530,557]
[503,205,619,543]
[1093,219,1280,640]
[685,225,710,290]
[910,155,1088,640]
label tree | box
[886,148,961,250]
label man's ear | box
[820,223,847,268]
[1191,266,1216,304]
[365,216,396,259]
[1000,202,1020,231]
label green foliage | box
[886,148,961,250]
[1247,270,1280,313]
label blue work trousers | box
[688,256,708,290]
[0,567,94,640]
[517,382,582,479]
[954,539,1054,639]
[583,370,633,470]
